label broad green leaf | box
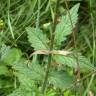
[26,27,49,50]
[0,66,8,75]
[53,55,94,72]
[54,4,80,48]
[49,71,75,89]
[2,48,22,65]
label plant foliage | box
[0,1,96,96]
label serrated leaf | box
[26,27,49,50]
[54,3,80,48]
[13,58,42,91]
[13,59,44,81]
[15,73,35,91]
[53,55,95,72]
[8,86,32,96]
[9,58,45,95]
[49,71,75,89]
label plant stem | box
[64,1,81,95]
[64,0,80,80]
[41,0,60,94]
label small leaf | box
[54,3,80,48]
[26,27,49,50]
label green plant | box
[0,1,96,96]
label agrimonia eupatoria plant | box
[0,3,95,96]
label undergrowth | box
[0,0,96,96]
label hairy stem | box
[41,0,60,94]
